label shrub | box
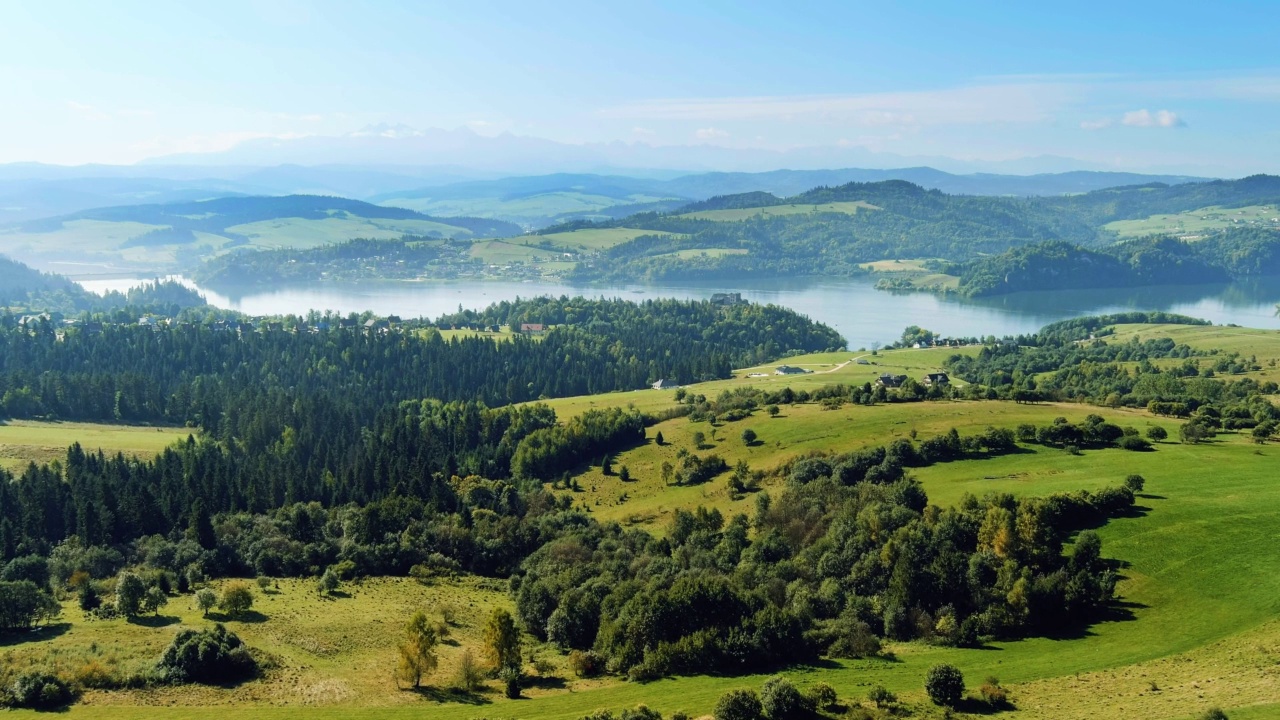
[978,676,1011,708]
[714,689,764,720]
[568,649,605,677]
[78,583,102,612]
[156,624,256,684]
[219,581,254,616]
[501,666,521,698]
[925,663,965,707]
[741,428,757,445]
[6,671,76,709]
[1146,426,1168,442]
[71,660,117,689]
[1124,474,1146,493]
[760,675,806,719]
[806,681,838,710]
[317,568,340,595]
[867,684,896,707]
[1200,709,1228,720]
[1116,435,1151,451]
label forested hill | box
[0,256,206,315]
[19,194,521,239]
[1045,174,1280,225]
[955,228,1280,296]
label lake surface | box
[75,275,1280,350]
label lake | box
[74,275,1280,350]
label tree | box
[925,663,965,707]
[195,588,217,617]
[1146,426,1168,442]
[655,431,665,446]
[661,461,674,486]
[714,688,764,720]
[867,685,897,708]
[483,608,522,673]
[806,682,837,711]
[767,405,780,418]
[693,431,706,449]
[1124,474,1145,493]
[115,572,146,617]
[1252,420,1277,444]
[601,454,614,476]
[618,465,631,482]
[78,583,101,612]
[157,624,256,683]
[143,585,169,615]
[397,610,439,688]
[219,581,254,617]
[190,498,217,550]
[741,428,757,445]
[760,676,806,719]
[317,568,340,595]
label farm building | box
[924,372,950,386]
[876,373,908,388]
[520,323,546,333]
[652,379,680,390]
[774,365,811,375]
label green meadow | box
[6,323,1280,719]
[1104,204,1280,238]
[0,420,193,473]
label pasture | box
[1104,203,1280,238]
[535,227,683,251]
[0,420,192,473]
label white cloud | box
[695,127,729,140]
[67,100,109,121]
[1122,109,1185,128]
[129,130,309,156]
[631,126,656,136]
[1079,118,1114,130]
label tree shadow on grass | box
[207,610,269,624]
[128,614,180,628]
[1039,599,1147,641]
[522,675,567,690]
[0,622,70,647]
[410,686,492,705]
[1136,493,1167,501]
[955,697,1015,715]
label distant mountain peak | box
[346,123,426,139]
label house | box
[652,379,680,390]
[923,372,950,387]
[876,373,907,388]
[855,358,871,365]
[710,292,744,306]
[520,323,545,333]
[775,365,810,375]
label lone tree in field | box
[760,675,806,719]
[1124,474,1146,493]
[142,585,169,615]
[115,572,146,617]
[925,663,965,707]
[483,608,523,674]
[741,428,757,445]
[397,610,439,688]
[655,431,665,445]
[317,568,340,595]
[195,588,217,617]
[219,581,254,617]
[1146,426,1168,442]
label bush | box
[1146,426,1168,442]
[317,568,340,595]
[867,684,896,707]
[714,689,764,720]
[1200,709,1228,720]
[452,648,485,692]
[6,671,76,709]
[1116,435,1151,451]
[760,675,806,719]
[806,681,837,710]
[156,623,256,684]
[1124,474,1146,493]
[195,588,218,616]
[925,663,965,707]
[219,581,254,616]
[978,676,1011,708]
[568,649,605,677]
[115,572,146,617]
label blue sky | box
[3,0,1279,174]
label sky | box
[2,0,1280,174]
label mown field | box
[0,420,192,472]
[677,200,879,222]
[1104,204,1280,238]
[535,227,683,251]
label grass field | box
[1105,203,1280,238]
[650,247,749,260]
[858,258,962,292]
[468,239,566,265]
[9,419,1279,719]
[677,200,879,222]
[0,420,192,472]
[1105,323,1280,382]
[7,325,1280,719]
